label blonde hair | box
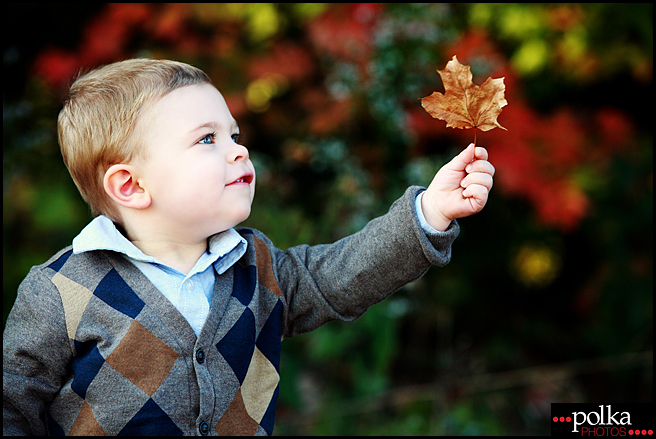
[58,58,212,222]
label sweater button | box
[199,421,209,435]
[196,349,205,364]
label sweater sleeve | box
[3,265,73,436]
[258,186,460,338]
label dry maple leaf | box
[421,55,507,144]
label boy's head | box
[58,58,213,223]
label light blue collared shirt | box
[71,191,438,336]
[72,216,247,336]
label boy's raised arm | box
[253,185,460,339]
[252,143,493,339]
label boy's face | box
[137,83,255,240]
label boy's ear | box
[103,164,151,210]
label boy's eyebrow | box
[189,121,240,134]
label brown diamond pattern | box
[214,389,259,436]
[69,401,108,436]
[253,236,282,297]
[106,320,179,397]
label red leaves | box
[31,49,80,90]
[415,44,639,232]
[32,4,150,89]
[307,3,381,64]
[29,5,639,233]
[247,43,315,82]
[432,94,635,232]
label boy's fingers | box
[461,173,494,190]
[463,184,489,202]
[474,146,488,161]
[466,160,496,176]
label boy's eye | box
[231,133,241,143]
[198,133,215,144]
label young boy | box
[3,59,495,436]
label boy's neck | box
[116,221,208,275]
[130,237,208,275]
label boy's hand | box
[421,143,495,231]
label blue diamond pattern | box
[71,341,105,399]
[94,268,145,319]
[48,250,73,273]
[232,263,256,306]
[47,411,66,436]
[216,308,255,384]
[118,398,183,436]
[260,386,279,435]
[256,300,283,373]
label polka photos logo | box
[551,403,654,437]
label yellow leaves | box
[512,243,562,288]
[512,39,549,75]
[191,4,283,42]
[421,55,507,135]
[246,74,289,113]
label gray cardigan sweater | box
[3,186,459,436]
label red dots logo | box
[554,416,573,423]
[551,403,653,437]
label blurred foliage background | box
[3,3,652,435]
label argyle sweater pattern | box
[3,186,459,436]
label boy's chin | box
[236,204,252,223]
[221,207,252,231]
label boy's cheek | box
[250,168,257,199]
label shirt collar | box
[72,215,247,275]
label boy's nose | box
[227,142,249,163]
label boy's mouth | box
[227,173,254,186]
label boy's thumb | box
[450,143,475,170]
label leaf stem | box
[474,130,477,147]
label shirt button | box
[199,421,209,435]
[196,349,205,364]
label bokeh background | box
[3,3,652,435]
